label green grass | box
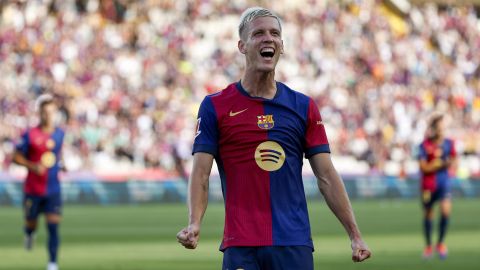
[0,199,479,269]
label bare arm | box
[419,155,457,174]
[13,151,45,175]
[419,159,444,174]
[309,153,371,262]
[177,152,214,249]
[188,152,214,227]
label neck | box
[241,69,276,99]
[40,123,55,133]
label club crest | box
[257,115,274,130]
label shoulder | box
[205,83,238,100]
[200,83,237,106]
[16,128,31,146]
[19,128,31,137]
[276,82,318,117]
[276,81,313,110]
[25,127,42,137]
[444,138,455,147]
[200,82,244,114]
[53,127,66,140]
[419,139,429,148]
[276,81,307,98]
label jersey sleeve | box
[304,98,330,158]
[15,130,30,156]
[417,142,427,161]
[192,96,219,156]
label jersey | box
[418,138,456,192]
[16,126,65,196]
[193,81,330,250]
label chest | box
[424,142,449,159]
[29,132,60,154]
[216,103,306,146]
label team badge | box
[257,115,274,130]
[254,141,286,171]
[41,152,56,168]
[46,139,55,149]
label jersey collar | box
[235,81,282,101]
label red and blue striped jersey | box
[16,127,65,196]
[193,81,330,250]
[418,138,456,191]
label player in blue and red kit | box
[418,114,457,260]
[177,7,371,269]
[14,95,65,270]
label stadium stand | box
[1,0,479,186]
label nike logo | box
[229,108,248,117]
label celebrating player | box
[177,7,371,269]
[13,95,65,270]
[418,114,457,259]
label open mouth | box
[260,48,275,59]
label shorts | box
[422,185,451,209]
[24,193,62,220]
[222,246,313,270]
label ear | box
[280,40,284,55]
[238,39,246,54]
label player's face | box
[435,119,445,138]
[431,118,445,139]
[239,16,284,72]
[39,103,57,127]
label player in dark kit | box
[14,95,65,270]
[177,7,371,269]
[418,114,457,260]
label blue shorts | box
[23,193,62,220]
[222,246,313,270]
[422,185,451,209]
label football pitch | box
[0,198,479,270]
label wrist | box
[188,219,201,227]
[349,230,362,241]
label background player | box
[418,114,457,259]
[177,7,371,269]
[13,94,65,270]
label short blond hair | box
[238,7,282,41]
[428,112,444,129]
[35,94,54,112]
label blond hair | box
[238,7,282,41]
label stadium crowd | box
[1,0,479,178]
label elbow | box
[189,169,210,191]
[316,173,332,194]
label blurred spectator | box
[0,0,479,178]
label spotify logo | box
[254,141,286,171]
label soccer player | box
[418,114,457,259]
[177,7,371,269]
[13,95,65,270]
